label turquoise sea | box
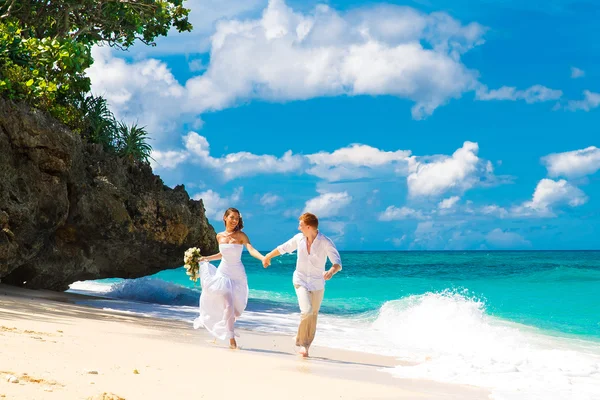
[69,250,600,400]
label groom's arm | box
[323,239,342,280]
[262,249,280,268]
[263,236,298,268]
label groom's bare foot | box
[229,338,237,349]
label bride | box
[193,207,265,349]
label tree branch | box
[72,24,92,40]
[63,5,71,38]
[0,0,18,19]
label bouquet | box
[183,247,203,282]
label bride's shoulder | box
[216,231,231,241]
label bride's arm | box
[199,252,222,263]
[200,233,223,263]
[241,233,265,261]
[245,244,265,261]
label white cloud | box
[480,205,509,218]
[122,0,267,57]
[151,135,414,182]
[447,229,487,250]
[411,220,467,249]
[410,222,531,250]
[306,144,411,181]
[435,180,586,220]
[379,206,427,221]
[183,132,305,180]
[89,0,567,157]
[320,220,346,242]
[541,146,600,178]
[283,208,302,219]
[185,181,207,190]
[438,196,460,209]
[366,189,380,206]
[186,0,486,120]
[91,0,486,131]
[188,59,208,72]
[406,141,495,197]
[88,46,194,143]
[514,178,587,216]
[414,221,435,238]
[476,84,562,103]
[394,235,407,246]
[565,90,600,112]
[528,179,588,209]
[260,193,282,207]
[386,235,407,247]
[151,132,306,180]
[485,228,530,248]
[150,150,189,170]
[193,187,244,220]
[303,192,352,218]
[149,132,511,206]
[571,67,585,79]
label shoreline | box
[0,284,489,399]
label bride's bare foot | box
[229,338,237,349]
[297,346,309,358]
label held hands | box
[262,256,271,268]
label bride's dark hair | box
[223,207,244,231]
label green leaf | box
[0,2,192,132]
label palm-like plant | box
[115,121,153,163]
[79,95,118,151]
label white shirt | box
[277,232,342,291]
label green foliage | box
[0,0,192,48]
[78,95,118,149]
[71,96,154,164]
[115,122,153,163]
[0,0,187,164]
[0,20,92,124]
[73,96,154,164]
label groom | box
[262,212,342,357]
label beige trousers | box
[294,285,325,349]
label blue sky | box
[88,0,600,250]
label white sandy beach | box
[0,284,489,400]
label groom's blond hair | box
[299,212,318,228]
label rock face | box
[0,98,218,291]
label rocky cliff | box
[0,98,218,291]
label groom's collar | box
[302,231,321,242]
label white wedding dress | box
[193,244,248,340]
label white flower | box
[183,247,202,283]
